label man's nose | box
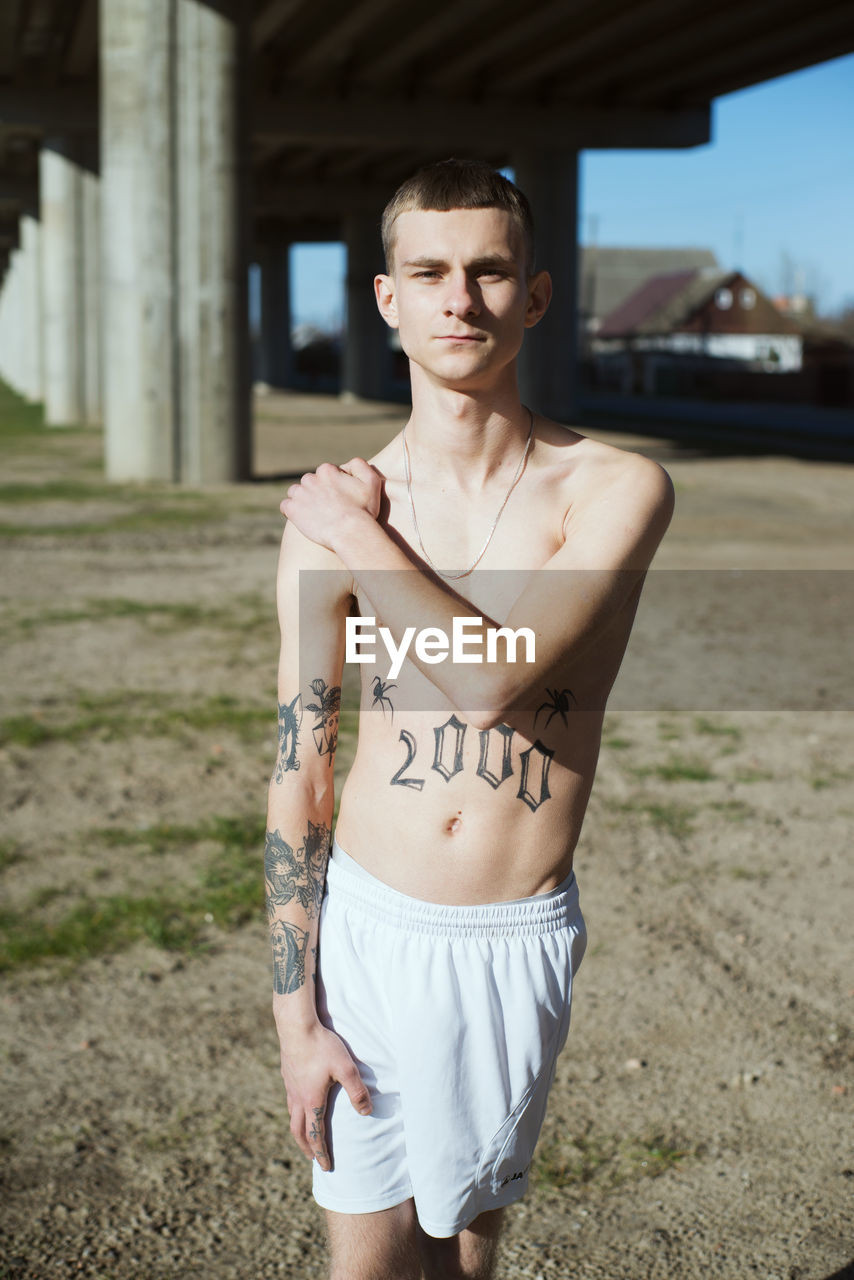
[443,270,480,317]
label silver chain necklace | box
[402,408,535,580]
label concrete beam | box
[565,0,787,97]
[254,178,395,219]
[0,85,98,133]
[66,0,99,77]
[298,0,400,75]
[252,89,711,150]
[426,0,593,90]
[363,0,497,81]
[0,175,38,203]
[496,0,711,93]
[254,216,339,245]
[251,0,307,52]
[0,0,24,78]
[632,5,854,103]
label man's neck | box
[404,370,532,492]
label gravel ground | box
[1,391,852,1279]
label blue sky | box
[284,51,854,328]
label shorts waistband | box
[327,838,582,939]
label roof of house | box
[579,247,720,321]
[598,268,812,338]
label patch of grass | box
[0,501,222,538]
[631,757,715,782]
[604,736,633,750]
[609,797,697,839]
[93,820,217,856]
[657,720,682,742]
[643,801,697,838]
[533,1133,617,1189]
[0,479,120,503]
[732,766,774,783]
[0,814,266,972]
[706,799,754,822]
[0,693,273,748]
[729,865,764,881]
[625,1135,692,1177]
[0,840,22,872]
[809,769,850,790]
[0,379,49,437]
[6,593,271,636]
[533,1131,693,1193]
[693,716,742,740]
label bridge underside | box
[0,0,851,479]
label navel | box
[446,810,463,835]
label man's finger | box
[337,1063,373,1116]
[343,457,373,483]
[308,1101,330,1171]
[288,1109,313,1163]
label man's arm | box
[267,520,371,1172]
[281,452,674,727]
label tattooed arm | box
[281,453,673,728]
[267,520,371,1171]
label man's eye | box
[414,270,440,279]
[477,270,506,280]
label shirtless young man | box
[266,159,674,1280]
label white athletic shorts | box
[311,838,587,1238]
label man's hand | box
[280,457,383,553]
[274,1010,372,1172]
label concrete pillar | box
[81,139,102,423]
[101,0,250,483]
[256,241,294,388]
[0,248,24,393]
[342,211,388,401]
[40,139,86,425]
[101,0,178,480]
[176,0,251,483]
[513,148,580,423]
[19,213,44,403]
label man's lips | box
[436,333,486,342]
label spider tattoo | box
[371,675,397,721]
[534,687,577,729]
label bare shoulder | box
[538,420,673,523]
[365,431,403,482]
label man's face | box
[375,207,549,390]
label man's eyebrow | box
[401,256,447,269]
[401,255,518,270]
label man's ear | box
[524,270,552,329]
[374,274,399,329]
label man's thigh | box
[418,1207,506,1280]
[325,1202,505,1280]
[325,1200,420,1280]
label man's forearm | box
[332,510,512,719]
[265,783,333,1021]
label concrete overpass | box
[0,0,851,481]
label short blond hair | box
[381,158,535,274]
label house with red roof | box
[591,268,806,395]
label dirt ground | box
[1,389,852,1280]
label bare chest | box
[382,473,566,596]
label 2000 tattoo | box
[389,716,553,811]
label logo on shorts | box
[499,1166,529,1188]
